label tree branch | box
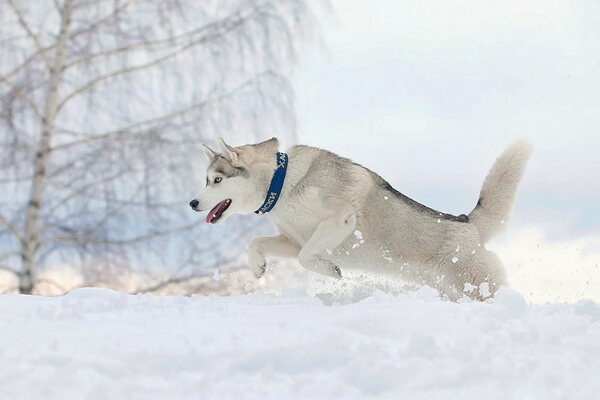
[64,4,255,69]
[0,251,20,262]
[56,7,252,112]
[0,265,19,276]
[65,37,177,69]
[0,286,18,295]
[132,221,256,294]
[134,272,213,294]
[35,277,69,294]
[53,102,209,151]
[52,74,261,152]
[0,213,22,242]
[7,0,51,70]
[42,168,133,225]
[44,222,198,247]
[14,90,43,120]
[69,0,133,40]
[0,47,51,86]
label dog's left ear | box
[202,144,217,161]
[218,137,239,162]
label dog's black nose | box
[189,199,199,210]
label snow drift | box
[1,287,599,399]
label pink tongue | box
[206,200,228,224]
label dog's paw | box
[328,261,342,279]
[248,251,267,279]
[299,255,342,279]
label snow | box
[2,287,600,399]
[212,268,220,281]
[478,282,491,299]
[463,283,476,293]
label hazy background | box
[1,0,599,302]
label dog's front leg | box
[298,211,357,279]
[248,234,300,278]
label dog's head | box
[189,137,279,224]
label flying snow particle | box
[437,219,441,224]
[353,230,363,239]
[352,243,359,249]
[452,257,459,264]
[455,245,460,252]
[479,282,491,298]
[463,283,476,293]
[326,248,332,255]
[384,196,389,200]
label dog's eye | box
[214,177,222,184]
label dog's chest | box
[267,187,326,245]
[268,210,320,246]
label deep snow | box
[1,287,600,399]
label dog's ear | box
[218,137,239,162]
[255,137,280,153]
[202,144,217,161]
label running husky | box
[190,138,532,300]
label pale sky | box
[294,0,600,240]
[290,1,600,302]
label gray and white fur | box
[191,138,533,300]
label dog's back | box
[269,142,532,300]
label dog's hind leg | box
[297,210,357,279]
[248,234,300,278]
[439,248,507,301]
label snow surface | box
[1,287,600,399]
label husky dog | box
[190,138,532,300]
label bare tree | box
[0,0,321,294]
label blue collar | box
[255,152,288,215]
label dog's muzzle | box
[189,199,199,211]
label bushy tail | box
[468,140,533,243]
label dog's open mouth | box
[206,199,231,224]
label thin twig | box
[0,213,22,242]
[7,0,52,69]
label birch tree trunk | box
[19,0,73,294]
